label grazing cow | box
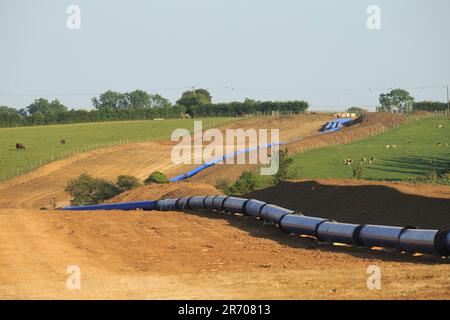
[60,139,66,145]
[344,159,353,166]
[16,143,26,150]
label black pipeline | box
[61,195,450,258]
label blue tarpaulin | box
[321,118,353,133]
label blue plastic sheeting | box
[60,200,157,211]
[321,118,353,133]
[169,142,284,182]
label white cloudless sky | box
[0,0,449,111]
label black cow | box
[16,143,26,150]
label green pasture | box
[289,116,450,181]
[0,117,236,181]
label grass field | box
[0,118,235,181]
[289,116,450,181]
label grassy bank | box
[0,117,236,181]
[289,116,450,181]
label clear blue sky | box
[1,0,449,111]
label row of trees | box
[92,90,171,109]
[0,88,309,127]
[377,88,449,114]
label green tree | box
[26,98,67,115]
[125,90,150,108]
[176,88,212,114]
[378,89,415,113]
[149,94,171,108]
[92,90,127,110]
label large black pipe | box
[60,195,450,258]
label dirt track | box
[0,114,449,299]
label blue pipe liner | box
[60,200,157,211]
[169,142,285,182]
[321,118,353,133]
[59,195,450,257]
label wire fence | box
[1,112,443,182]
[0,116,242,182]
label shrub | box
[215,178,231,193]
[65,174,121,205]
[144,171,169,185]
[227,171,258,194]
[411,171,450,186]
[274,148,293,184]
[352,164,365,179]
[227,171,274,195]
[116,175,142,192]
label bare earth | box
[0,114,449,299]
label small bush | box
[411,171,450,186]
[352,163,365,179]
[215,178,231,193]
[144,171,169,185]
[65,174,121,205]
[274,148,293,184]
[116,175,142,192]
[227,171,274,195]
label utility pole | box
[447,85,449,116]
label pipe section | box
[244,199,267,218]
[357,225,404,248]
[168,142,284,182]
[222,197,248,214]
[60,196,450,257]
[317,222,359,245]
[260,204,294,225]
[60,200,157,211]
[279,215,328,237]
[398,229,439,255]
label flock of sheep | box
[343,157,376,166]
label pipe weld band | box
[278,214,292,233]
[434,230,450,257]
[241,199,250,216]
[221,196,230,212]
[352,224,366,247]
[314,219,331,241]
[185,197,193,210]
[396,225,417,251]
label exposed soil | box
[0,113,449,299]
[106,182,221,203]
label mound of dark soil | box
[246,179,450,229]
